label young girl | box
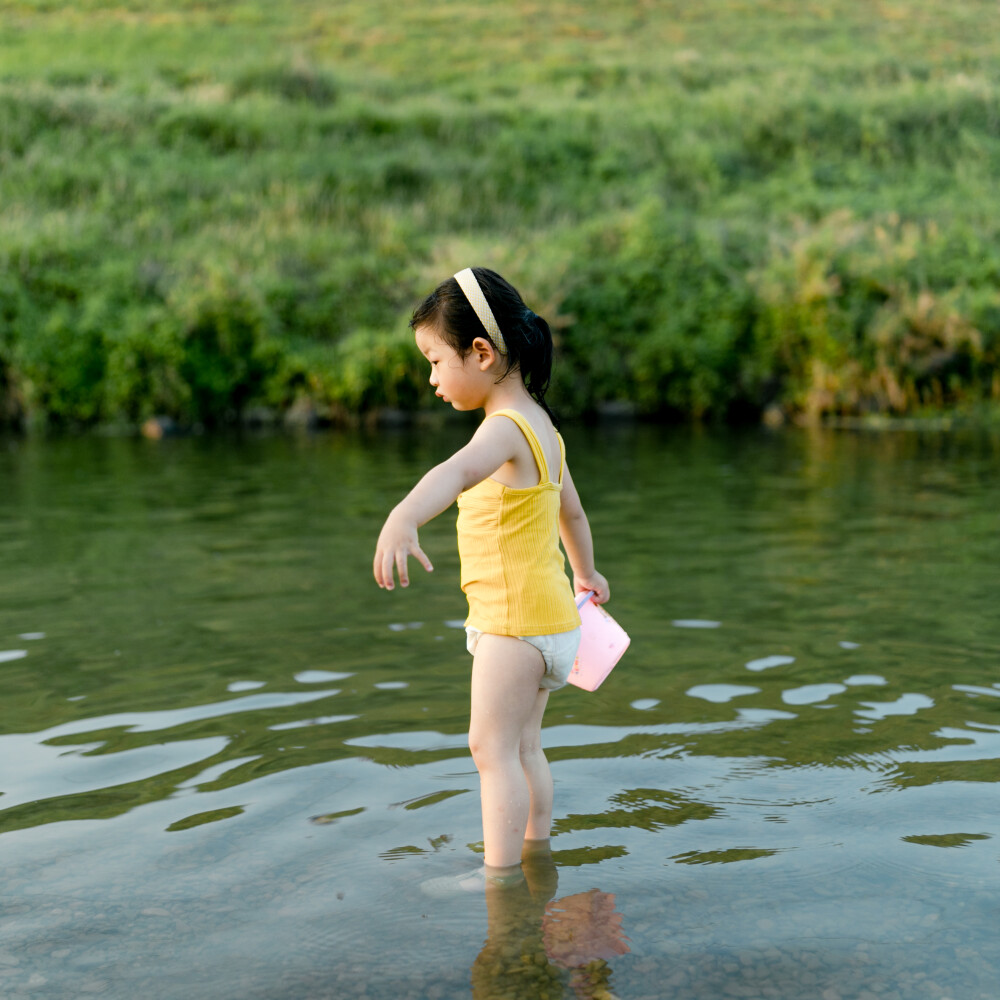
[373,267,609,887]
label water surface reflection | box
[1,425,998,998]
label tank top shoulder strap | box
[555,431,566,485]
[488,408,551,484]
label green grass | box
[2,0,999,426]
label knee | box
[468,730,494,766]
[468,730,513,768]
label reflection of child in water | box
[471,841,630,1000]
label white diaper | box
[465,627,582,691]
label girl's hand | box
[574,570,610,605]
[374,511,433,590]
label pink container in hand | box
[567,591,630,691]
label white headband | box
[453,268,508,355]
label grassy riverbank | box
[2,0,999,427]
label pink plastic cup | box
[567,591,630,691]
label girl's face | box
[415,326,491,410]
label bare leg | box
[519,687,553,841]
[468,634,547,869]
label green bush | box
[169,273,283,424]
[557,203,758,418]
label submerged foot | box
[422,865,524,897]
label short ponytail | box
[518,309,556,426]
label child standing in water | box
[374,267,609,887]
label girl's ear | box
[470,336,498,370]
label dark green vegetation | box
[2,0,999,427]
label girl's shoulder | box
[487,404,557,442]
[486,405,563,485]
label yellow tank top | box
[457,409,580,637]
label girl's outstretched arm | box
[373,417,522,591]
[558,463,610,603]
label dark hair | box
[409,267,559,426]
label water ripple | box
[37,689,341,739]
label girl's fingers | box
[380,551,395,590]
[413,544,434,574]
[395,549,409,588]
[577,576,609,604]
[375,537,430,590]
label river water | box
[1,423,998,999]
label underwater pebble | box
[671,619,721,629]
[745,655,795,672]
[18,632,45,640]
[631,698,660,710]
[0,650,27,663]
[374,681,408,690]
[227,681,266,692]
[844,675,887,686]
[839,641,861,649]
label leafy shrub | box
[169,273,283,424]
[18,306,108,424]
[555,204,1000,421]
[103,305,188,422]
[322,328,425,415]
[557,201,757,418]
